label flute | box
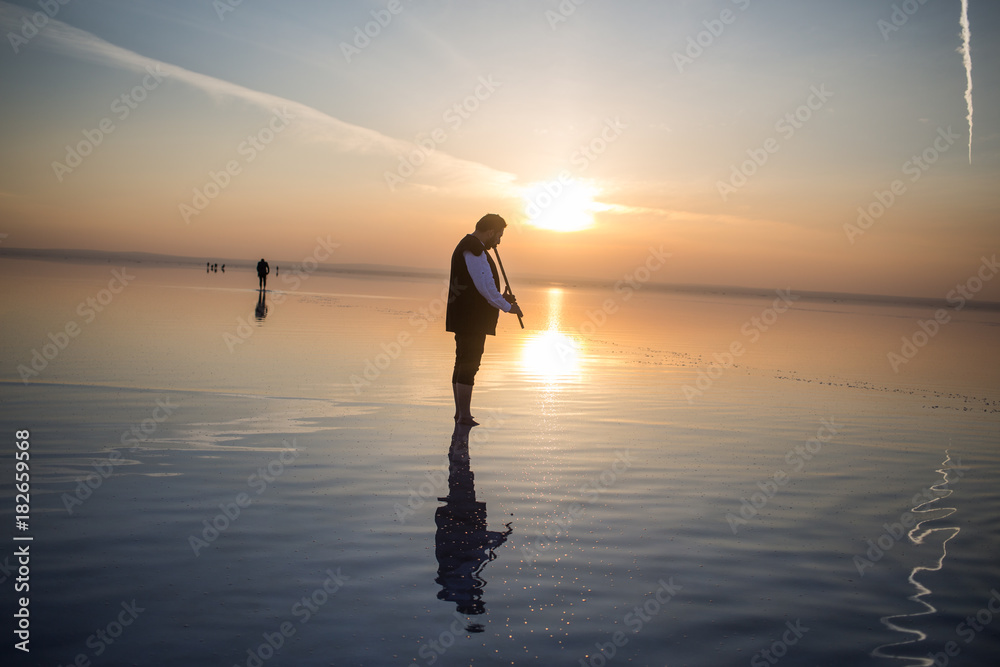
[492,248,524,329]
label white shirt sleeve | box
[464,251,511,312]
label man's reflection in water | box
[435,423,512,632]
[254,290,268,321]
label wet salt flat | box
[1,258,999,666]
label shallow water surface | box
[1,259,998,666]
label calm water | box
[1,258,998,666]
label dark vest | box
[446,235,502,336]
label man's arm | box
[464,251,511,312]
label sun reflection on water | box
[521,329,582,383]
[519,288,584,384]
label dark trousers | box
[452,333,487,385]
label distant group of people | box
[200,259,281,291]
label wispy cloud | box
[0,2,517,194]
[593,201,793,231]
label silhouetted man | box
[256,258,269,290]
[446,214,523,426]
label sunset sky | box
[1,0,997,299]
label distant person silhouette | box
[206,262,210,273]
[434,423,512,629]
[221,264,225,273]
[257,258,270,290]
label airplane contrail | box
[959,0,973,164]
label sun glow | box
[522,177,599,232]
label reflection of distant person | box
[256,258,270,290]
[255,290,267,321]
[435,424,511,628]
[446,214,523,426]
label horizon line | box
[2,246,998,313]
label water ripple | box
[871,451,964,666]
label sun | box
[522,176,599,232]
